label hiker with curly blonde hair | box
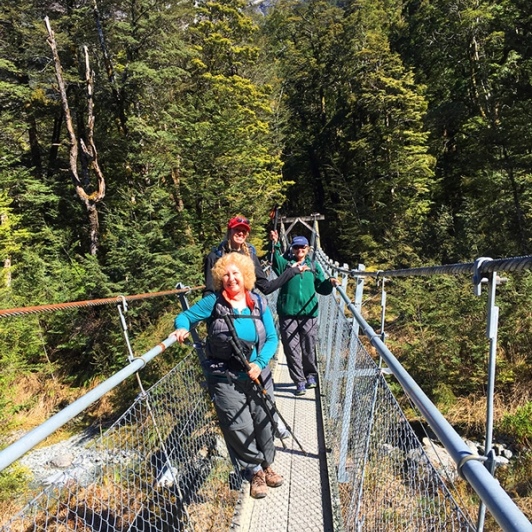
[173,253,283,499]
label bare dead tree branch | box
[44,16,106,256]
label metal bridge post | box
[475,265,505,532]
[378,275,387,345]
[337,265,365,482]
[352,265,365,338]
[117,296,150,396]
[117,296,136,363]
[324,290,337,381]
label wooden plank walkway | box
[231,347,334,531]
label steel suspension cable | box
[317,250,532,278]
[0,286,205,319]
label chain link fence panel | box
[1,352,241,531]
[317,291,476,531]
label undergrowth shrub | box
[499,402,532,447]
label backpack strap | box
[212,241,227,258]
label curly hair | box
[211,252,256,292]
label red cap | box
[227,216,251,232]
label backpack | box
[205,292,266,366]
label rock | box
[214,435,229,459]
[502,448,513,460]
[421,440,458,483]
[155,465,179,488]
[48,452,74,468]
[493,443,505,456]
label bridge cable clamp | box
[367,333,382,344]
[472,257,493,296]
[117,295,146,367]
[175,282,191,294]
[457,454,488,480]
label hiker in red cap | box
[203,215,304,297]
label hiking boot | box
[295,383,306,396]
[306,376,317,389]
[250,469,268,499]
[264,466,284,488]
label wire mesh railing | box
[315,250,532,532]
[3,256,532,530]
[316,290,475,531]
[0,346,242,531]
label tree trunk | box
[45,17,106,256]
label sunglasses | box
[292,245,307,250]
[234,217,249,225]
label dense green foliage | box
[0,0,286,416]
[265,0,434,266]
[1,0,532,451]
[501,402,532,446]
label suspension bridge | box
[0,218,532,531]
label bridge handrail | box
[0,286,205,470]
[317,250,532,532]
[0,285,208,473]
[0,332,180,473]
[325,252,532,279]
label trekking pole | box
[268,205,280,264]
[222,314,307,455]
[222,314,287,451]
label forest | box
[1,0,532,518]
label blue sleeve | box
[174,293,216,329]
[251,307,278,369]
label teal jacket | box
[174,292,278,371]
[272,245,334,317]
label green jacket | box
[272,245,334,317]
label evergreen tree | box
[0,0,289,402]
[168,0,287,251]
[264,0,434,266]
[397,0,532,259]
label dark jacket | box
[272,245,334,317]
[203,240,298,297]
